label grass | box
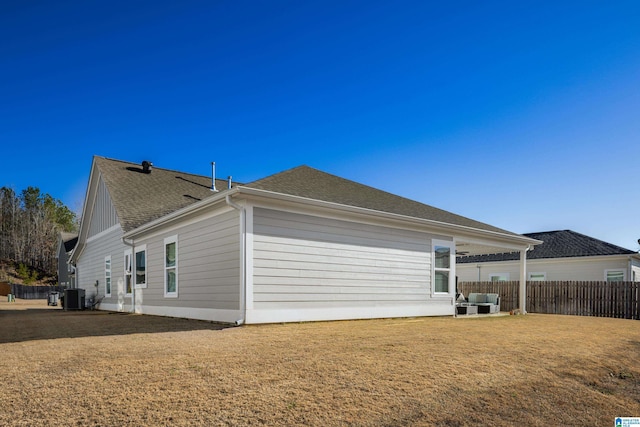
[1,299,639,426]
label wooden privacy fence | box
[459,281,640,320]
[0,281,10,296]
[7,284,66,300]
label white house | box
[456,230,640,283]
[69,156,540,324]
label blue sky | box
[1,0,639,250]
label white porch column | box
[519,248,527,313]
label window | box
[433,240,453,294]
[164,236,178,297]
[124,249,133,295]
[528,272,546,281]
[489,273,510,282]
[605,270,625,282]
[104,256,111,297]
[135,245,147,288]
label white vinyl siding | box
[75,227,127,307]
[132,209,240,311]
[457,256,634,282]
[252,208,434,312]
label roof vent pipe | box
[227,176,232,190]
[210,162,218,192]
[142,160,152,174]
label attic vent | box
[142,161,153,174]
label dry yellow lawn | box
[1,299,639,426]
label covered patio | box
[454,233,542,313]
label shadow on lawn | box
[0,305,232,344]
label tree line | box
[0,186,77,277]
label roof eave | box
[121,184,541,248]
[235,186,541,248]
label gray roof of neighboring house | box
[456,230,637,263]
[95,158,521,237]
[61,232,78,253]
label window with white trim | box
[605,269,625,282]
[164,235,178,298]
[104,256,111,297]
[489,273,510,282]
[433,240,454,294]
[528,272,546,281]
[135,245,147,288]
[124,249,133,295]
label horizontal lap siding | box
[77,227,125,302]
[457,257,632,282]
[253,208,431,310]
[142,209,240,310]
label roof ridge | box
[96,156,222,181]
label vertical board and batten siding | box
[140,209,240,311]
[88,176,119,238]
[251,207,448,322]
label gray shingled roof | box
[95,157,235,232]
[96,159,526,237]
[244,165,521,236]
[457,230,637,263]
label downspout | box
[225,194,246,326]
[122,237,135,313]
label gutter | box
[225,194,246,326]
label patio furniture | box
[456,303,478,315]
[467,293,501,314]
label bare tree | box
[0,186,77,276]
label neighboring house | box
[457,230,640,283]
[56,231,78,287]
[69,156,540,324]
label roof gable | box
[245,165,520,236]
[457,229,637,263]
[95,157,236,232]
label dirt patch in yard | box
[1,300,639,426]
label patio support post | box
[519,248,527,314]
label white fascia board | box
[234,186,541,248]
[123,188,239,239]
